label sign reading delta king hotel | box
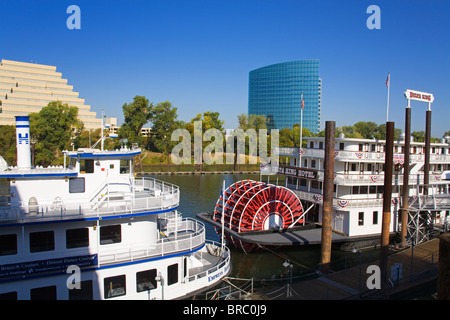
[404,89,434,103]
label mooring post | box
[380,121,394,290]
[401,107,411,246]
[320,121,335,274]
[424,109,432,195]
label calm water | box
[145,173,376,280]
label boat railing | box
[0,177,180,223]
[187,241,231,283]
[99,218,205,265]
[275,146,450,163]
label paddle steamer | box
[0,116,230,300]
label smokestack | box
[15,116,31,170]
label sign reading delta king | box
[404,89,434,103]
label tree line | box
[0,97,448,167]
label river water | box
[146,173,381,283]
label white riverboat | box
[275,133,450,247]
[0,116,230,300]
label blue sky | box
[1,0,449,137]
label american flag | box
[386,73,390,87]
[301,93,304,110]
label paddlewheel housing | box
[213,180,305,233]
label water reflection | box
[143,173,377,280]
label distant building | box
[248,60,321,133]
[0,59,102,129]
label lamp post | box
[352,248,362,293]
[283,260,293,299]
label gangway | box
[405,182,450,245]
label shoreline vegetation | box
[135,151,261,174]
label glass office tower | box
[248,60,321,133]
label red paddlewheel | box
[213,180,304,233]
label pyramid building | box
[0,59,102,129]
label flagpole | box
[386,73,390,122]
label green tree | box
[149,101,182,168]
[119,95,153,146]
[0,125,17,165]
[237,114,267,131]
[29,101,83,166]
[185,111,225,156]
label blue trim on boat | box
[0,172,78,178]
[0,205,179,228]
[68,151,141,158]
[0,242,204,285]
[15,116,29,122]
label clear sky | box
[1,0,449,137]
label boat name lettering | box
[277,166,318,180]
[0,254,97,280]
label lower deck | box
[0,240,230,300]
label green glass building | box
[248,60,321,133]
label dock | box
[255,238,440,300]
[197,212,382,247]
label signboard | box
[277,165,318,180]
[0,254,97,280]
[404,89,434,103]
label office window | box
[100,225,121,245]
[30,231,54,252]
[358,212,364,226]
[104,275,126,299]
[0,234,17,256]
[137,269,157,292]
[66,228,89,249]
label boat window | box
[120,160,130,174]
[66,228,89,249]
[69,280,93,300]
[0,234,17,256]
[30,285,57,300]
[30,231,54,252]
[69,157,77,169]
[79,159,94,174]
[373,211,379,225]
[0,292,17,300]
[100,225,121,245]
[358,212,364,226]
[136,269,157,292]
[69,177,85,193]
[167,263,178,286]
[104,275,126,299]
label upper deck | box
[0,146,179,225]
[0,177,180,224]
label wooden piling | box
[320,121,335,274]
[380,121,394,289]
[401,107,411,246]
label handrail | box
[98,218,205,265]
[0,177,180,223]
[187,241,231,283]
